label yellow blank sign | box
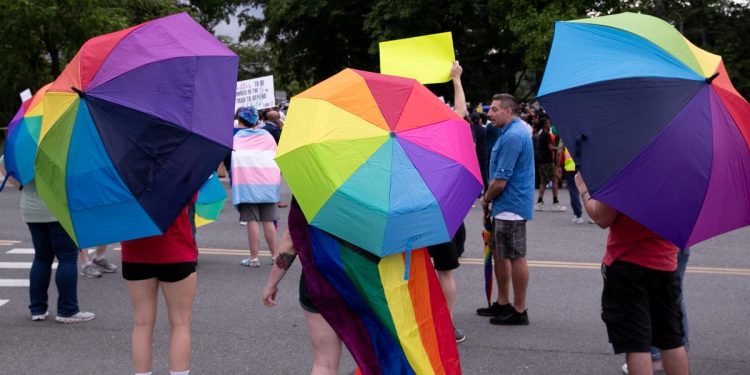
[379,32,455,84]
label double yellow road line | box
[0,244,717,277]
[460,258,750,276]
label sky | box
[213,6,263,42]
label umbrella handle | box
[574,134,587,168]
[71,86,85,97]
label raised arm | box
[451,61,468,118]
[575,173,617,228]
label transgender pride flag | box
[231,128,281,204]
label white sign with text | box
[235,75,275,111]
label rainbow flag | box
[482,229,494,306]
[289,203,461,375]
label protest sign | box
[235,75,275,111]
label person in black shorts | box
[427,227,464,343]
[262,222,342,373]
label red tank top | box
[603,214,678,271]
[121,205,197,264]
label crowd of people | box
[3,60,691,375]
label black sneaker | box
[489,309,529,325]
[476,302,514,317]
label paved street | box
[0,181,748,374]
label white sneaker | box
[239,221,248,226]
[91,257,118,273]
[573,216,584,224]
[31,311,49,321]
[56,311,95,323]
[534,202,546,211]
[80,263,103,278]
[551,203,567,212]
[621,363,628,375]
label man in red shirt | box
[575,173,688,375]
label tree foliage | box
[243,0,750,105]
[0,0,252,131]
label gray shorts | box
[489,219,527,259]
[238,203,278,222]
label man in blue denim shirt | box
[478,94,535,325]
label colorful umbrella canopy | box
[2,83,51,187]
[288,203,461,375]
[277,69,482,256]
[195,172,226,227]
[537,12,750,248]
[35,13,238,248]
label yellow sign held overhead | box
[379,32,455,84]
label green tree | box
[240,0,376,96]
[0,0,241,129]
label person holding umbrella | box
[479,93,535,326]
[262,214,343,375]
[575,173,688,375]
[121,200,198,375]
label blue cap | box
[237,106,259,126]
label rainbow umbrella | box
[2,83,51,189]
[288,203,461,375]
[277,69,483,256]
[195,172,226,227]
[481,219,494,307]
[538,12,750,247]
[35,13,238,248]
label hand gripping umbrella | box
[276,69,483,257]
[538,12,750,248]
[35,13,238,248]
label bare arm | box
[262,228,297,307]
[451,61,468,118]
[574,173,617,228]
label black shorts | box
[601,261,684,354]
[427,242,459,271]
[122,262,196,282]
[298,273,318,313]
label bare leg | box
[661,346,689,375]
[79,249,90,265]
[304,311,342,375]
[510,258,529,312]
[551,177,559,201]
[262,221,278,259]
[246,221,260,260]
[494,255,511,305]
[537,182,547,203]
[436,270,456,318]
[625,352,653,375]
[94,244,107,257]
[127,278,159,373]
[161,273,197,372]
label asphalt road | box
[0,181,748,374]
